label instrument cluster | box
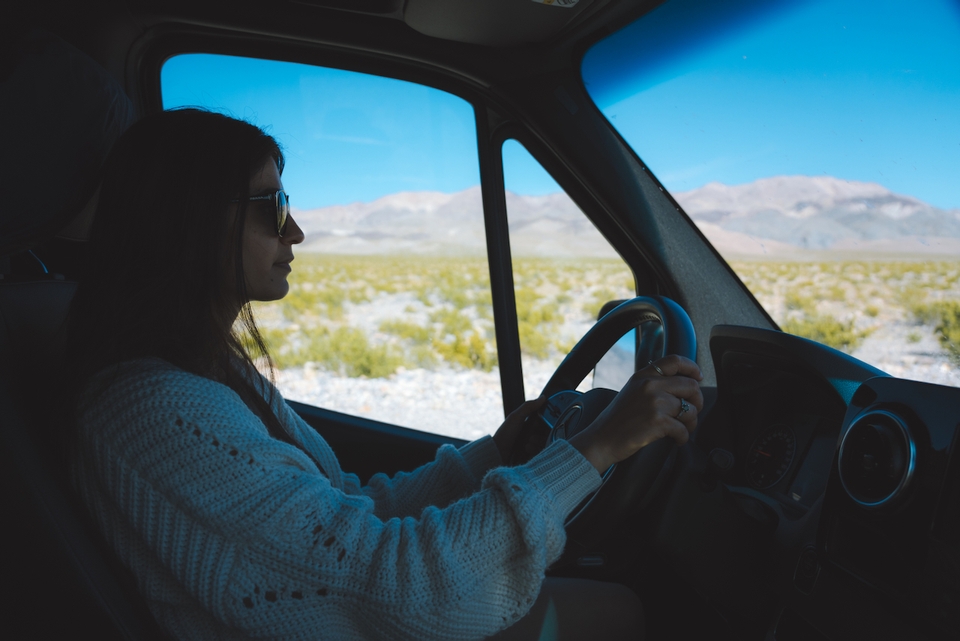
[715,353,848,511]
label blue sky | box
[163,56,561,208]
[583,0,960,209]
[162,57,484,209]
[163,0,960,211]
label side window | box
[162,54,502,440]
[501,140,636,397]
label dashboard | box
[651,325,960,641]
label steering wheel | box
[523,296,697,546]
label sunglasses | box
[232,189,290,236]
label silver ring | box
[648,360,665,376]
[676,398,690,419]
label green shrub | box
[782,314,870,352]
[917,301,960,363]
[282,285,348,320]
[898,289,928,317]
[410,344,438,368]
[515,287,562,358]
[382,314,496,371]
[237,326,287,359]
[584,287,620,318]
[313,326,403,378]
[430,308,473,336]
[265,326,402,377]
[432,332,497,371]
[785,291,816,314]
[910,302,941,325]
[380,320,432,344]
[826,284,846,302]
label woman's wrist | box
[568,431,613,474]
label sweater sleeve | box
[76,365,601,641]
[263,372,504,519]
[342,437,503,519]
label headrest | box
[0,30,135,257]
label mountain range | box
[293,176,960,258]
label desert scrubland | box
[732,259,960,381]
[254,254,635,439]
[253,253,960,439]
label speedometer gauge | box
[745,425,797,489]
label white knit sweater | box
[73,359,601,640]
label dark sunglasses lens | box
[277,191,289,236]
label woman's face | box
[240,158,304,302]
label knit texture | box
[73,359,601,640]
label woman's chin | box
[249,281,290,303]
[269,284,290,301]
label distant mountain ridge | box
[675,176,960,255]
[293,176,960,257]
[294,185,619,257]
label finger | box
[646,376,702,408]
[676,383,705,414]
[661,418,692,446]
[528,395,548,411]
[507,395,548,422]
[641,360,667,377]
[673,399,699,431]
[652,355,703,381]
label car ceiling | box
[7,0,664,88]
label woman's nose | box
[282,214,305,245]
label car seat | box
[0,29,168,640]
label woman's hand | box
[569,355,703,474]
[493,395,548,463]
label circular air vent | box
[838,410,916,508]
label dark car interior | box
[2,1,958,640]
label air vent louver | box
[838,410,915,508]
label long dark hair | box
[66,109,291,444]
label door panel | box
[289,401,462,482]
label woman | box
[67,109,703,640]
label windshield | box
[583,0,960,387]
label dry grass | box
[251,255,960,376]
[252,255,634,377]
[732,260,960,352]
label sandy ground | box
[276,359,557,441]
[850,320,960,387]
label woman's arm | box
[76,365,600,641]
[354,437,503,519]
[349,396,548,519]
[273,384,545,521]
[273,393,503,519]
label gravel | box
[277,358,562,441]
[277,327,958,442]
[851,320,960,388]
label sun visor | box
[404,0,595,47]
[0,30,135,256]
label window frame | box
[140,28,655,419]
